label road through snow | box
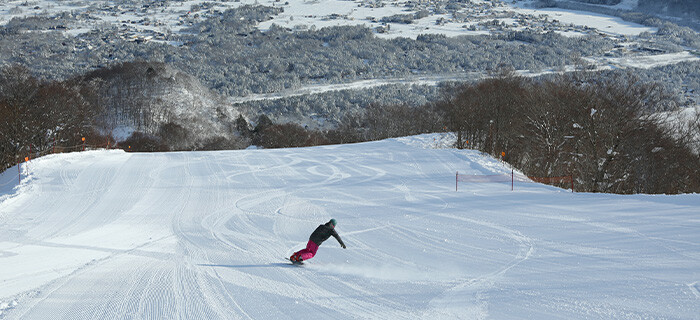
[1,134,699,319]
[229,52,699,104]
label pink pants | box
[294,240,319,261]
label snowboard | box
[286,258,304,266]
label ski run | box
[0,134,699,319]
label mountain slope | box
[0,135,699,319]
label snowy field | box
[0,0,656,40]
[0,134,699,319]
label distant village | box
[3,0,233,45]
[1,0,667,56]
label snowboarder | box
[290,219,346,263]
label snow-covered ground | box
[1,134,699,319]
[508,4,656,36]
[0,0,657,40]
[585,51,700,69]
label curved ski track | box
[1,139,699,319]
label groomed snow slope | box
[0,135,699,319]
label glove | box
[341,243,347,249]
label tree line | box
[392,72,698,194]
[0,65,104,172]
[2,63,699,194]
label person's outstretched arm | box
[332,230,346,248]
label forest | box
[433,70,699,194]
[0,65,102,170]
[3,4,698,97]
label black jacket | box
[309,222,345,247]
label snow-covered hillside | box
[0,134,698,319]
[2,0,699,132]
[0,0,659,40]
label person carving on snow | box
[290,219,346,263]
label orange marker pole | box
[24,157,29,180]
